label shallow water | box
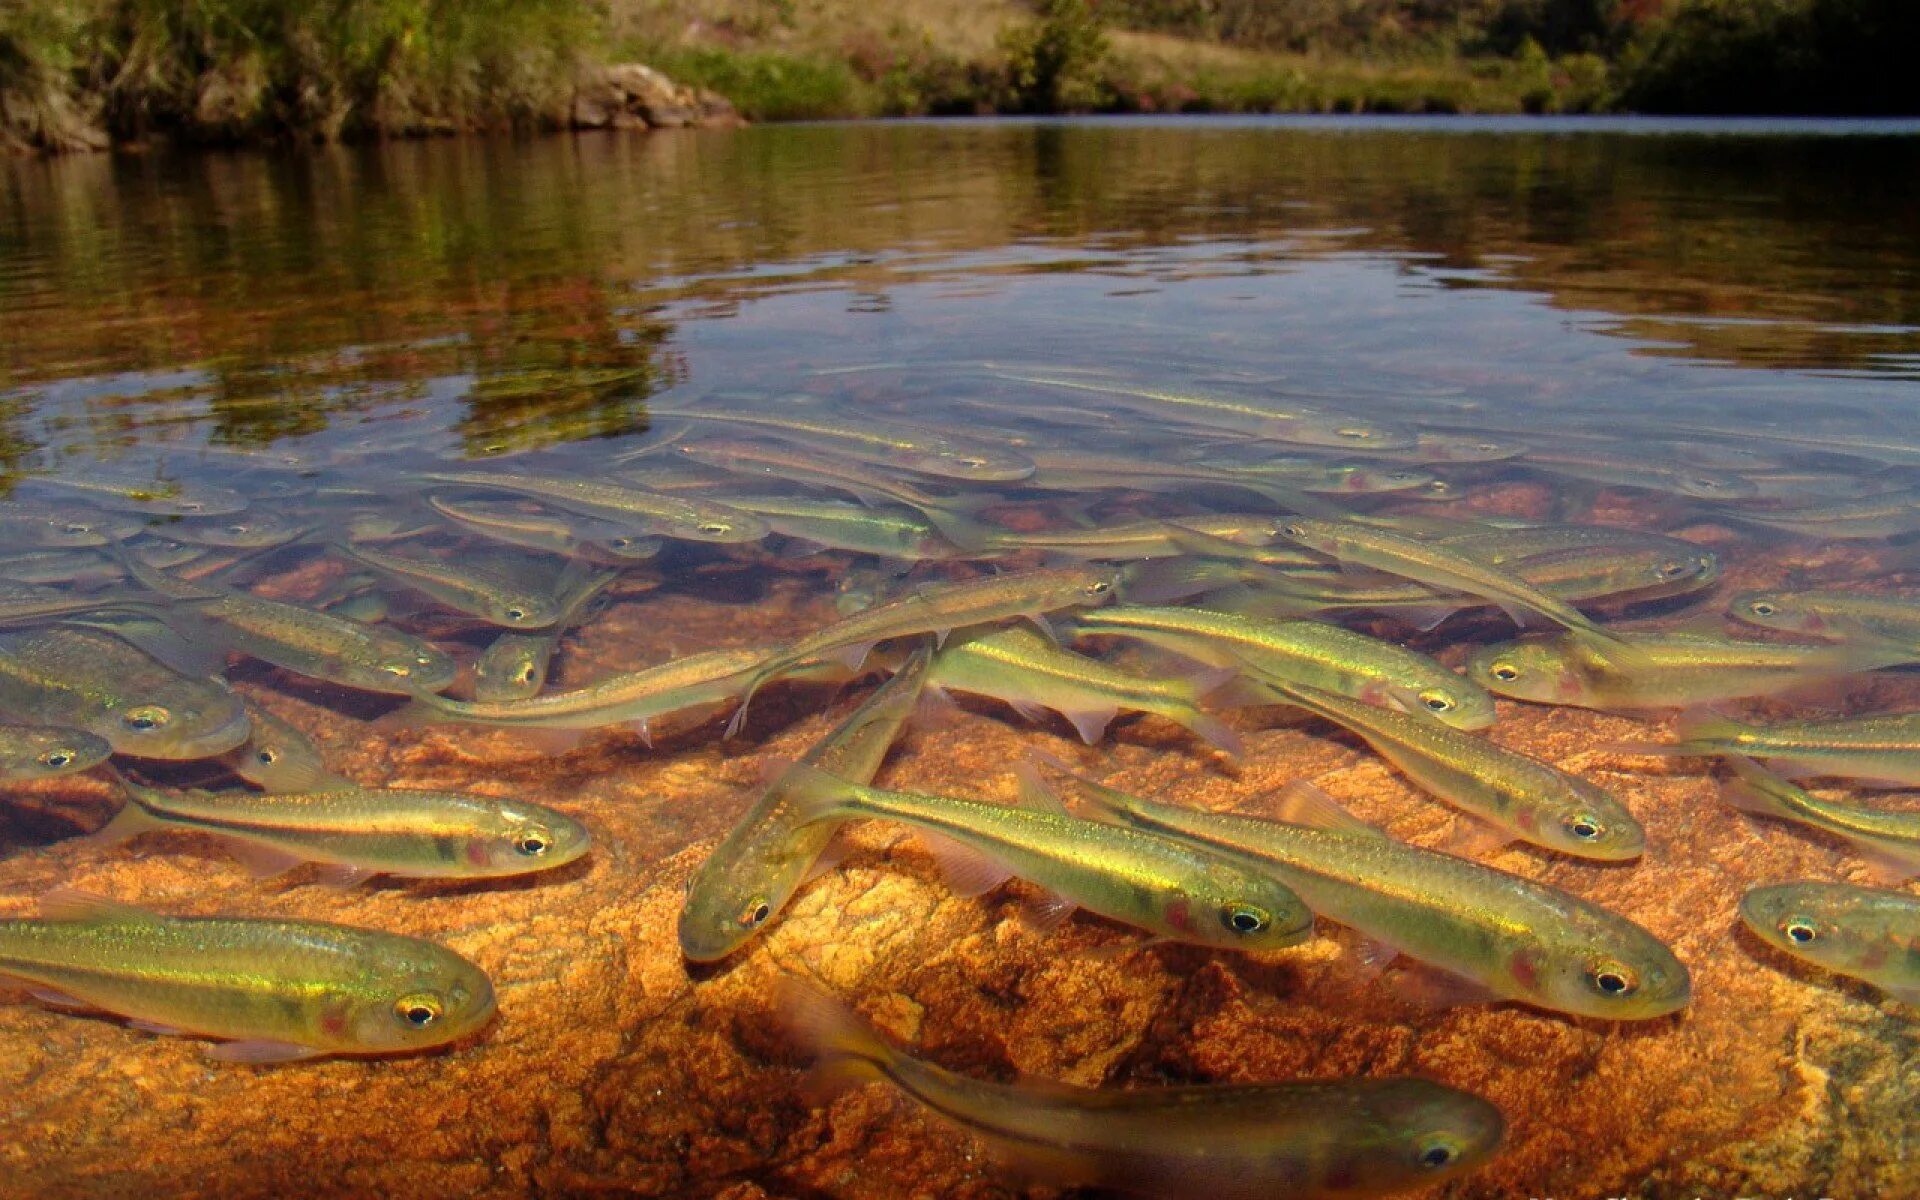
[2,118,1919,1197]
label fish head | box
[108,690,252,760]
[1531,932,1692,1020]
[1271,517,1343,555]
[908,446,1035,483]
[366,643,460,696]
[3,726,113,779]
[1738,883,1857,972]
[474,803,592,875]
[1673,470,1757,501]
[1537,790,1646,861]
[45,511,140,547]
[1727,591,1815,634]
[1464,642,1586,705]
[594,534,662,561]
[1421,433,1528,463]
[1333,464,1435,494]
[676,834,822,962]
[348,949,497,1053]
[1381,678,1497,731]
[670,512,772,544]
[490,593,562,630]
[1329,1079,1507,1193]
[1171,861,1315,951]
[1279,415,1418,452]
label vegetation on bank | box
[3,0,1915,152]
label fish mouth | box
[125,702,253,760]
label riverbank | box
[3,0,1914,153]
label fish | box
[927,624,1241,754]
[91,774,590,882]
[1517,447,1757,500]
[783,983,1505,1199]
[1728,589,1920,649]
[1273,517,1627,643]
[1464,630,1909,711]
[24,470,249,516]
[988,372,1418,450]
[651,400,1036,481]
[776,763,1313,951]
[402,645,830,740]
[1739,882,1920,1007]
[0,501,142,548]
[726,566,1121,736]
[1611,711,1920,788]
[719,493,961,560]
[0,889,495,1061]
[982,514,1293,563]
[161,511,313,550]
[1725,488,1920,539]
[417,469,769,543]
[334,541,563,630]
[470,567,619,702]
[0,625,249,759]
[424,493,660,562]
[1040,764,1690,1019]
[678,646,932,962]
[1260,682,1644,860]
[1063,605,1495,731]
[1720,757,1920,882]
[0,579,175,627]
[222,701,337,791]
[0,723,113,781]
[116,550,459,695]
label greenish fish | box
[1465,629,1909,711]
[0,625,249,759]
[784,984,1505,1199]
[417,469,769,543]
[222,701,336,792]
[0,501,142,548]
[653,400,1036,481]
[424,493,660,562]
[1040,765,1690,1019]
[1263,682,1643,860]
[1726,488,1920,539]
[1728,589,1920,649]
[982,514,1292,563]
[1064,605,1495,731]
[1274,517,1625,644]
[679,646,931,961]
[1721,757,1920,882]
[990,372,1417,450]
[0,889,495,1061]
[1614,711,1920,788]
[1739,882,1920,1007]
[776,763,1313,951]
[726,566,1121,736]
[0,723,112,781]
[118,551,458,695]
[0,579,172,627]
[1518,447,1757,501]
[26,470,248,516]
[721,493,961,560]
[928,624,1241,754]
[92,775,590,882]
[163,511,313,550]
[335,541,562,630]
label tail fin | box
[1720,755,1799,818]
[775,979,894,1105]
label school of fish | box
[3,364,1919,1195]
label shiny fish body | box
[1729,589,1920,648]
[1065,605,1495,731]
[1739,882,1920,1006]
[1465,630,1909,711]
[408,645,785,732]
[0,501,142,548]
[0,625,249,759]
[1639,711,1920,787]
[789,985,1505,1200]
[96,778,590,879]
[424,494,660,562]
[1720,758,1920,880]
[471,566,618,702]
[223,701,334,791]
[927,624,1239,753]
[1055,770,1690,1019]
[419,469,769,543]
[1264,682,1644,860]
[0,890,495,1061]
[25,471,248,516]
[335,541,562,630]
[0,723,113,781]
[656,403,1036,482]
[678,647,932,961]
[778,767,1313,952]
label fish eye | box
[1415,1136,1460,1169]
[958,457,987,468]
[505,608,528,622]
[1220,904,1270,935]
[1748,601,1777,617]
[1489,662,1521,682]
[1282,523,1306,538]
[1657,560,1690,578]
[414,655,436,666]
[1476,442,1501,452]
[514,829,553,857]
[1565,814,1603,840]
[257,748,280,765]
[1335,427,1371,440]
[62,522,92,534]
[1424,481,1454,496]
[393,992,445,1028]
[380,663,412,677]
[738,897,772,928]
[226,524,248,535]
[698,522,731,535]
[1087,580,1111,595]
[38,750,74,768]
[1784,919,1819,944]
[122,706,171,732]
[1588,962,1637,997]
[513,665,536,684]
[1419,691,1456,712]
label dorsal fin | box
[1266,781,1383,839]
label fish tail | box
[1719,755,1799,818]
[918,505,993,553]
[1673,708,1746,745]
[84,798,165,848]
[776,980,893,1104]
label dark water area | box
[0,118,1918,1199]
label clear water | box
[1,119,1918,1197]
